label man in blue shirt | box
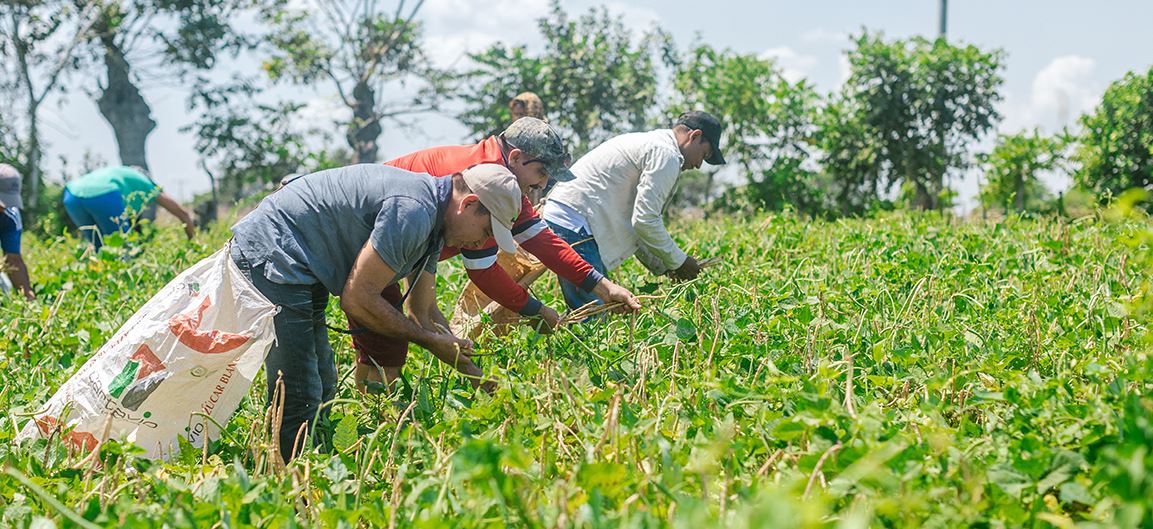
[231,163,523,461]
[0,163,33,300]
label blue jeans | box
[62,189,131,250]
[0,207,21,254]
[231,244,335,461]
[545,220,608,311]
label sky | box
[35,0,1153,206]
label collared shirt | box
[545,129,688,274]
[384,137,602,315]
[231,164,448,296]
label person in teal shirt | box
[63,166,196,250]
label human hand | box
[668,255,701,282]
[478,378,497,394]
[430,333,475,365]
[593,279,641,313]
[532,305,561,333]
[456,357,496,393]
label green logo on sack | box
[107,344,168,412]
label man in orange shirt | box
[351,117,641,391]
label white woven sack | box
[16,246,277,459]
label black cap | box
[675,111,726,165]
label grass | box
[1,211,1152,528]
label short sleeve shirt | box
[230,164,450,296]
[65,166,159,212]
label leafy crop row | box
[2,213,1151,528]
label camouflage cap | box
[501,117,575,182]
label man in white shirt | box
[541,111,726,310]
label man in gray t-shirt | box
[231,163,523,461]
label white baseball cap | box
[461,164,522,253]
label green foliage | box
[29,181,71,237]
[74,0,252,172]
[829,31,1005,210]
[0,0,96,219]
[670,45,822,214]
[83,0,249,74]
[151,0,252,73]
[0,119,24,175]
[977,129,1064,213]
[813,97,887,216]
[259,0,445,163]
[666,168,711,212]
[456,0,673,155]
[182,76,346,208]
[1072,65,1153,201]
[3,211,1153,527]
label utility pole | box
[939,0,948,39]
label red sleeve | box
[512,200,599,288]
[460,245,541,315]
[466,262,539,315]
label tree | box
[0,78,23,166]
[669,44,820,213]
[977,129,1063,213]
[1,0,99,218]
[260,0,444,163]
[834,31,1004,210]
[182,76,346,218]
[457,0,673,156]
[1072,66,1153,201]
[76,0,249,172]
[814,97,887,216]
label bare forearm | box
[343,291,478,373]
[592,278,613,299]
[4,254,33,300]
[342,293,438,349]
[428,306,451,332]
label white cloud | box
[802,28,847,45]
[984,56,1101,202]
[423,0,549,36]
[761,47,818,83]
[1001,55,1101,133]
[421,0,550,67]
[602,2,663,34]
[1031,55,1099,123]
[424,31,504,68]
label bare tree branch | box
[33,1,102,106]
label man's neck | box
[672,128,691,156]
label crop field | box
[2,212,1152,528]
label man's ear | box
[507,148,524,165]
[458,193,481,214]
[689,129,704,143]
